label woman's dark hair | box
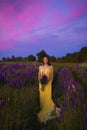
[42,55,51,66]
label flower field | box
[0,62,87,130]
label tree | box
[28,55,36,61]
[16,56,23,61]
[56,47,87,63]
[36,50,48,62]
[65,53,72,62]
[78,47,87,62]
[50,56,56,62]
[7,57,11,61]
[11,55,15,61]
[2,57,6,61]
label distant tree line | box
[1,47,87,63]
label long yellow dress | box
[37,66,60,124]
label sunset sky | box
[0,0,87,59]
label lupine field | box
[0,62,87,130]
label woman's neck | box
[43,64,48,66]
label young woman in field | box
[37,56,60,124]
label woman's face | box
[43,57,48,64]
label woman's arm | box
[48,66,53,81]
[38,66,41,81]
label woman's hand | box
[48,66,53,81]
[48,76,52,82]
[38,66,41,81]
[38,76,41,82]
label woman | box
[37,56,60,124]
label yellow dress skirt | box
[37,68,60,124]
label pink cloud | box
[0,40,16,50]
[65,0,81,6]
[0,0,87,51]
[18,13,29,22]
[66,1,87,22]
[49,11,65,28]
[49,1,87,28]
[0,0,50,50]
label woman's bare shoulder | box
[50,65,53,68]
[39,65,43,69]
[49,66,53,71]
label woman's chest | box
[40,68,50,76]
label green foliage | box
[1,46,87,63]
[36,50,48,62]
[50,56,56,62]
[57,47,87,63]
[27,55,36,61]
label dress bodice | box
[40,68,50,77]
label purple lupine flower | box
[72,81,80,88]
[40,74,48,85]
[58,67,86,114]
[40,74,48,91]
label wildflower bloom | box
[40,74,48,91]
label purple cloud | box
[0,0,87,58]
